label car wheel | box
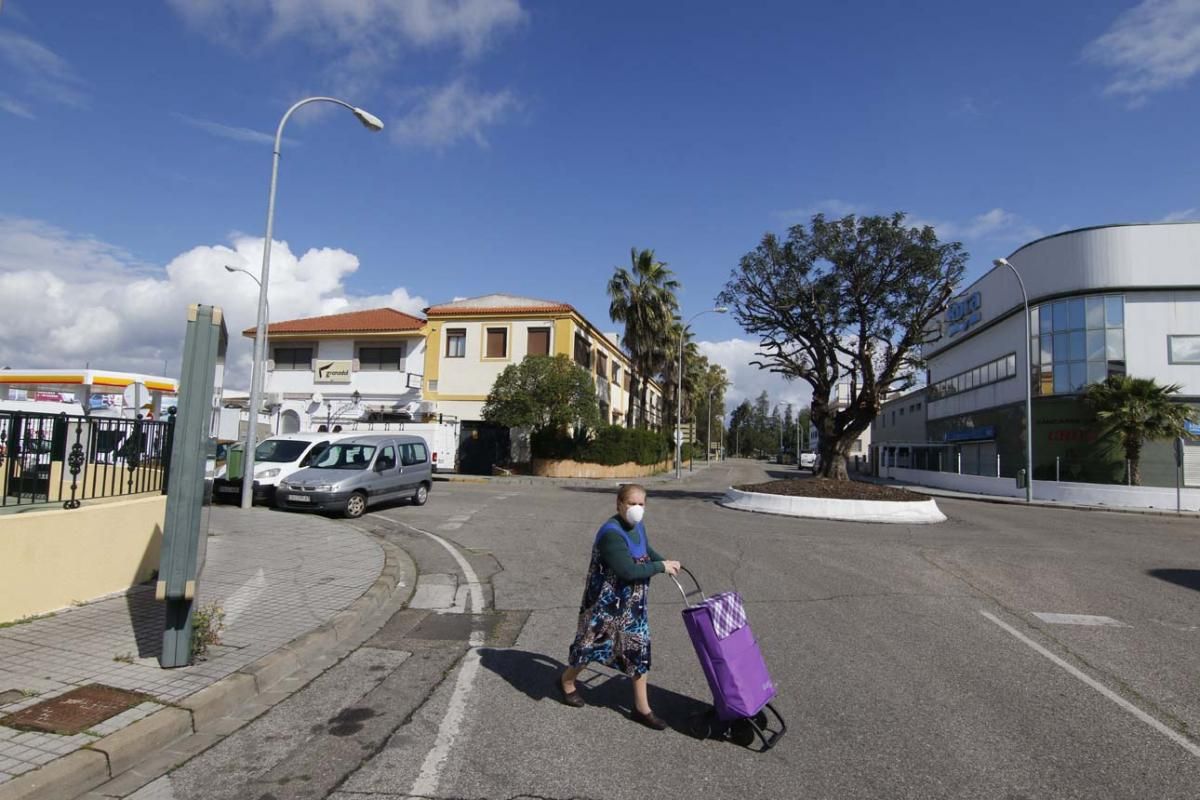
[344,491,367,519]
[412,482,429,506]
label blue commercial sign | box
[1185,420,1200,437]
[944,426,996,443]
[946,291,983,337]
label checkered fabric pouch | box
[698,591,747,639]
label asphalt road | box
[133,459,1200,800]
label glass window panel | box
[1053,333,1069,362]
[984,362,994,383]
[1106,328,1124,360]
[1086,296,1104,329]
[1030,306,1039,334]
[1070,362,1087,392]
[1039,366,1053,396]
[1169,335,1200,364]
[1087,330,1106,361]
[1105,295,1124,328]
[1038,304,1052,335]
[1069,331,1085,361]
[1030,337,1039,366]
[1053,364,1071,394]
[1007,353,1016,375]
[1052,301,1070,331]
[973,367,982,385]
[1068,298,1085,330]
[1040,337,1053,365]
[1087,361,1107,385]
[1108,361,1126,378]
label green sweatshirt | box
[597,516,666,581]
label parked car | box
[275,433,433,519]
[212,432,354,504]
[799,451,818,472]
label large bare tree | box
[718,213,967,479]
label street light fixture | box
[993,257,1034,503]
[241,97,384,509]
[225,265,268,400]
[676,307,727,479]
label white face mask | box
[623,504,645,526]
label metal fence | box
[0,409,175,510]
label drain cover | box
[0,684,151,735]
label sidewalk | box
[0,506,402,797]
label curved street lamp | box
[993,257,1033,503]
[241,97,384,509]
[676,307,727,479]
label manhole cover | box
[0,684,151,735]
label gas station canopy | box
[0,369,177,396]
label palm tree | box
[608,248,680,427]
[1083,375,1198,485]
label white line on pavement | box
[395,521,484,614]
[980,610,1200,759]
[1032,612,1129,627]
[220,567,266,627]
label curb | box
[719,486,947,524]
[0,532,415,800]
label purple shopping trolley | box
[671,567,786,751]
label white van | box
[213,432,354,505]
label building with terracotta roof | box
[422,293,663,430]
[242,307,427,433]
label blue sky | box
[2,0,1198,411]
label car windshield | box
[312,444,377,470]
[254,439,310,463]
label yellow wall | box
[0,496,165,623]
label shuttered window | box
[486,327,508,359]
[272,346,313,370]
[357,345,404,371]
[527,328,550,356]
[445,329,466,358]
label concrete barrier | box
[0,495,164,622]
[720,486,946,524]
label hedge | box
[531,425,675,466]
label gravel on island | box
[733,477,927,503]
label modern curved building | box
[919,221,1200,486]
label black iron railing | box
[0,409,176,510]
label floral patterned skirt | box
[567,548,651,677]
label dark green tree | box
[1083,375,1198,485]
[608,248,680,428]
[719,213,966,479]
[482,355,602,435]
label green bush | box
[531,425,674,466]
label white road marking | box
[981,610,1200,759]
[394,520,488,798]
[437,522,463,531]
[1032,612,1129,627]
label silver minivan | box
[275,434,433,518]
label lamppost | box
[225,265,268,401]
[241,97,384,509]
[705,386,716,465]
[675,307,727,479]
[993,257,1034,503]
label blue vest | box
[595,518,648,559]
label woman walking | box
[559,483,680,729]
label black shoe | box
[632,709,667,730]
[559,682,585,708]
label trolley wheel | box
[687,710,716,740]
[729,718,758,747]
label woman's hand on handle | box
[661,560,681,576]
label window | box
[299,441,330,467]
[612,363,621,384]
[445,329,466,358]
[928,353,1018,401]
[527,327,550,356]
[573,333,591,368]
[1169,335,1200,364]
[358,345,405,371]
[1032,293,1124,396]
[377,446,396,471]
[485,327,508,359]
[272,346,312,370]
[597,352,608,378]
[400,441,427,466]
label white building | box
[918,222,1200,485]
[248,308,427,434]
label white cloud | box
[391,78,516,148]
[0,93,33,119]
[697,338,812,419]
[909,208,1042,245]
[0,217,427,387]
[171,112,295,147]
[0,28,87,112]
[1160,207,1197,222]
[1084,0,1200,104]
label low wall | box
[0,495,166,623]
[531,457,672,479]
[720,486,946,524]
[884,466,1200,512]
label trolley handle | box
[668,564,704,606]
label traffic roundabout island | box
[719,478,946,524]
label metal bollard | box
[1055,456,1060,482]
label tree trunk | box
[1125,435,1143,486]
[816,436,851,480]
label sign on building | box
[313,360,352,384]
